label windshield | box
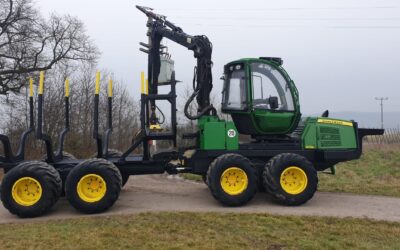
[222,64,248,111]
[251,62,294,111]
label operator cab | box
[221,57,301,136]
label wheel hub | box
[12,177,42,206]
[220,167,248,195]
[77,174,107,203]
[280,166,308,195]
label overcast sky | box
[35,0,400,114]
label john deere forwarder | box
[0,6,383,218]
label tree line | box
[0,0,139,158]
[0,0,223,159]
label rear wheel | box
[262,153,318,206]
[207,154,257,206]
[92,149,130,187]
[201,174,208,186]
[65,158,122,214]
[0,161,62,218]
[52,152,77,197]
[42,151,76,161]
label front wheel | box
[262,153,318,206]
[207,154,257,206]
[65,158,122,214]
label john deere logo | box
[227,129,236,138]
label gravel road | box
[1,174,399,224]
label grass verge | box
[318,146,400,197]
[0,212,399,249]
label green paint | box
[198,116,239,150]
[302,117,357,150]
[225,121,239,150]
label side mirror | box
[269,96,279,110]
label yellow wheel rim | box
[12,177,42,206]
[77,174,107,203]
[280,166,308,195]
[220,167,248,195]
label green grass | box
[318,146,400,197]
[0,212,399,249]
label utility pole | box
[375,97,388,129]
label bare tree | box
[0,61,140,159]
[0,0,98,95]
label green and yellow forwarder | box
[0,6,383,218]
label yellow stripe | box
[145,79,149,95]
[65,78,70,97]
[108,79,113,97]
[38,71,44,95]
[29,78,34,97]
[317,118,353,127]
[95,71,100,95]
[141,71,145,94]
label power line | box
[178,23,400,29]
[375,97,389,129]
[157,6,400,12]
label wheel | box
[252,159,267,192]
[52,152,77,197]
[92,149,130,187]
[201,174,208,186]
[0,161,62,218]
[207,153,257,206]
[262,153,318,206]
[42,151,76,161]
[65,158,122,214]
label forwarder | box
[0,6,383,218]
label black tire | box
[42,151,76,161]
[65,158,122,214]
[53,152,77,197]
[92,149,130,187]
[262,153,318,206]
[0,161,62,218]
[207,153,257,206]
[201,174,208,186]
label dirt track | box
[1,174,400,224]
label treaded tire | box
[53,152,77,197]
[65,158,122,214]
[201,174,208,186]
[262,153,318,206]
[42,151,76,161]
[0,161,62,218]
[92,149,130,187]
[207,153,257,206]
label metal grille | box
[319,126,342,147]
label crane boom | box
[137,5,216,121]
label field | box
[183,146,400,197]
[318,145,400,196]
[0,212,399,249]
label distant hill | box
[306,112,400,129]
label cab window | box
[251,62,294,111]
[222,64,247,111]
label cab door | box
[250,61,299,135]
